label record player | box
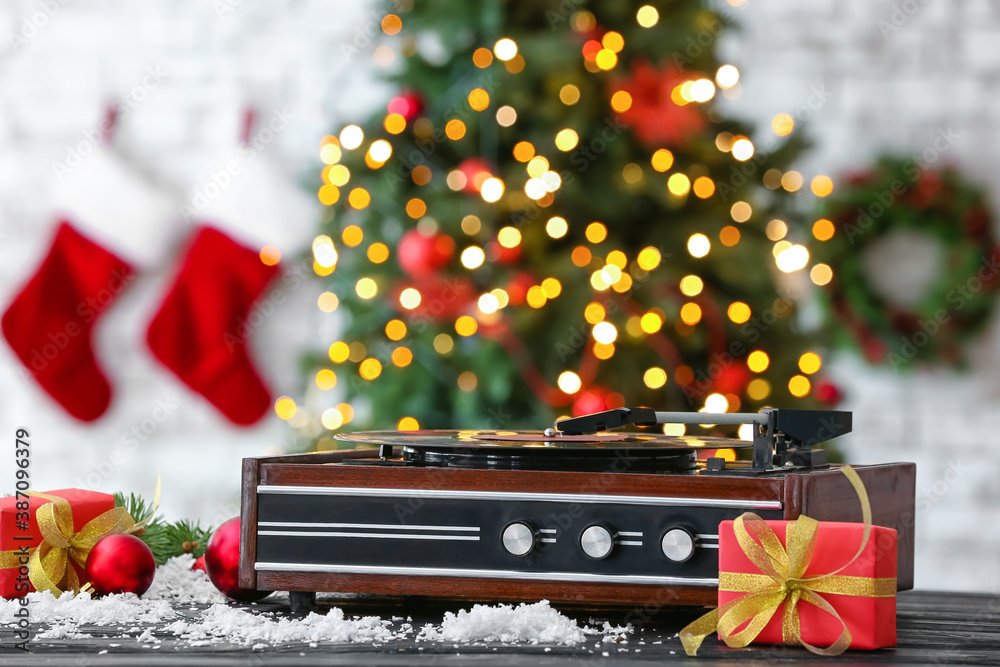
[239,408,915,609]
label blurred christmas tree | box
[295,0,834,440]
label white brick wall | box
[723,0,1000,592]
[0,0,994,592]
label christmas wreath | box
[814,156,1000,369]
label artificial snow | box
[0,558,632,650]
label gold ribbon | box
[680,465,894,657]
[0,478,161,596]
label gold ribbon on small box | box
[680,465,896,657]
[0,479,161,597]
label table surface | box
[0,590,997,666]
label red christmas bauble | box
[814,380,844,406]
[457,158,493,194]
[505,272,535,306]
[387,89,424,121]
[192,555,207,573]
[85,534,155,597]
[573,387,608,416]
[397,230,454,277]
[714,363,751,396]
[204,517,269,602]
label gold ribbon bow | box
[680,465,896,657]
[0,478,161,597]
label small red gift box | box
[718,519,897,650]
[0,489,115,598]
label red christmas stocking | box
[146,226,280,425]
[2,222,134,421]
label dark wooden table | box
[1,591,996,665]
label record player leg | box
[289,591,318,614]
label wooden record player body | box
[239,449,915,607]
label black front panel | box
[255,490,783,582]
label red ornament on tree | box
[612,60,707,147]
[204,517,269,602]
[397,230,454,277]
[573,387,608,416]
[387,89,424,121]
[85,534,156,597]
[714,363,751,396]
[814,379,844,406]
[457,158,493,194]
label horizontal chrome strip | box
[620,541,643,547]
[618,531,643,537]
[259,521,479,532]
[258,530,479,541]
[699,544,719,549]
[540,538,557,544]
[538,528,557,534]
[255,562,718,587]
[696,534,719,540]
[258,486,782,511]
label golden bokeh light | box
[315,369,337,391]
[494,38,518,61]
[457,371,478,392]
[637,246,661,270]
[433,333,454,354]
[610,90,632,112]
[546,216,568,238]
[472,47,493,68]
[781,170,803,191]
[461,245,486,269]
[813,218,835,241]
[359,358,382,380]
[445,119,467,140]
[788,375,811,398]
[328,341,350,363]
[644,367,668,389]
[651,149,674,172]
[317,292,339,313]
[381,14,402,34]
[384,113,406,134]
[399,287,422,309]
[585,222,608,244]
[727,302,751,324]
[667,173,691,196]
[259,245,281,266]
[680,302,703,325]
[810,263,833,286]
[730,201,752,222]
[555,128,579,151]
[355,277,378,299]
[747,378,771,400]
[571,246,592,266]
[367,242,389,264]
[560,84,581,105]
[468,88,490,111]
[747,350,770,372]
[584,302,606,324]
[640,312,663,334]
[405,198,427,218]
[680,275,703,296]
[398,416,420,431]
[720,226,741,246]
[687,233,710,258]
[385,319,407,341]
[392,346,413,367]
[765,219,788,241]
[274,397,296,420]
[513,141,535,162]
[772,113,794,136]
[636,5,659,27]
[348,187,371,209]
[693,176,715,199]
[799,352,822,374]
[455,315,478,337]
[557,371,582,394]
[811,175,834,197]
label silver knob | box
[660,528,695,562]
[501,521,536,557]
[580,524,616,559]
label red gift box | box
[717,518,897,650]
[0,489,115,598]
